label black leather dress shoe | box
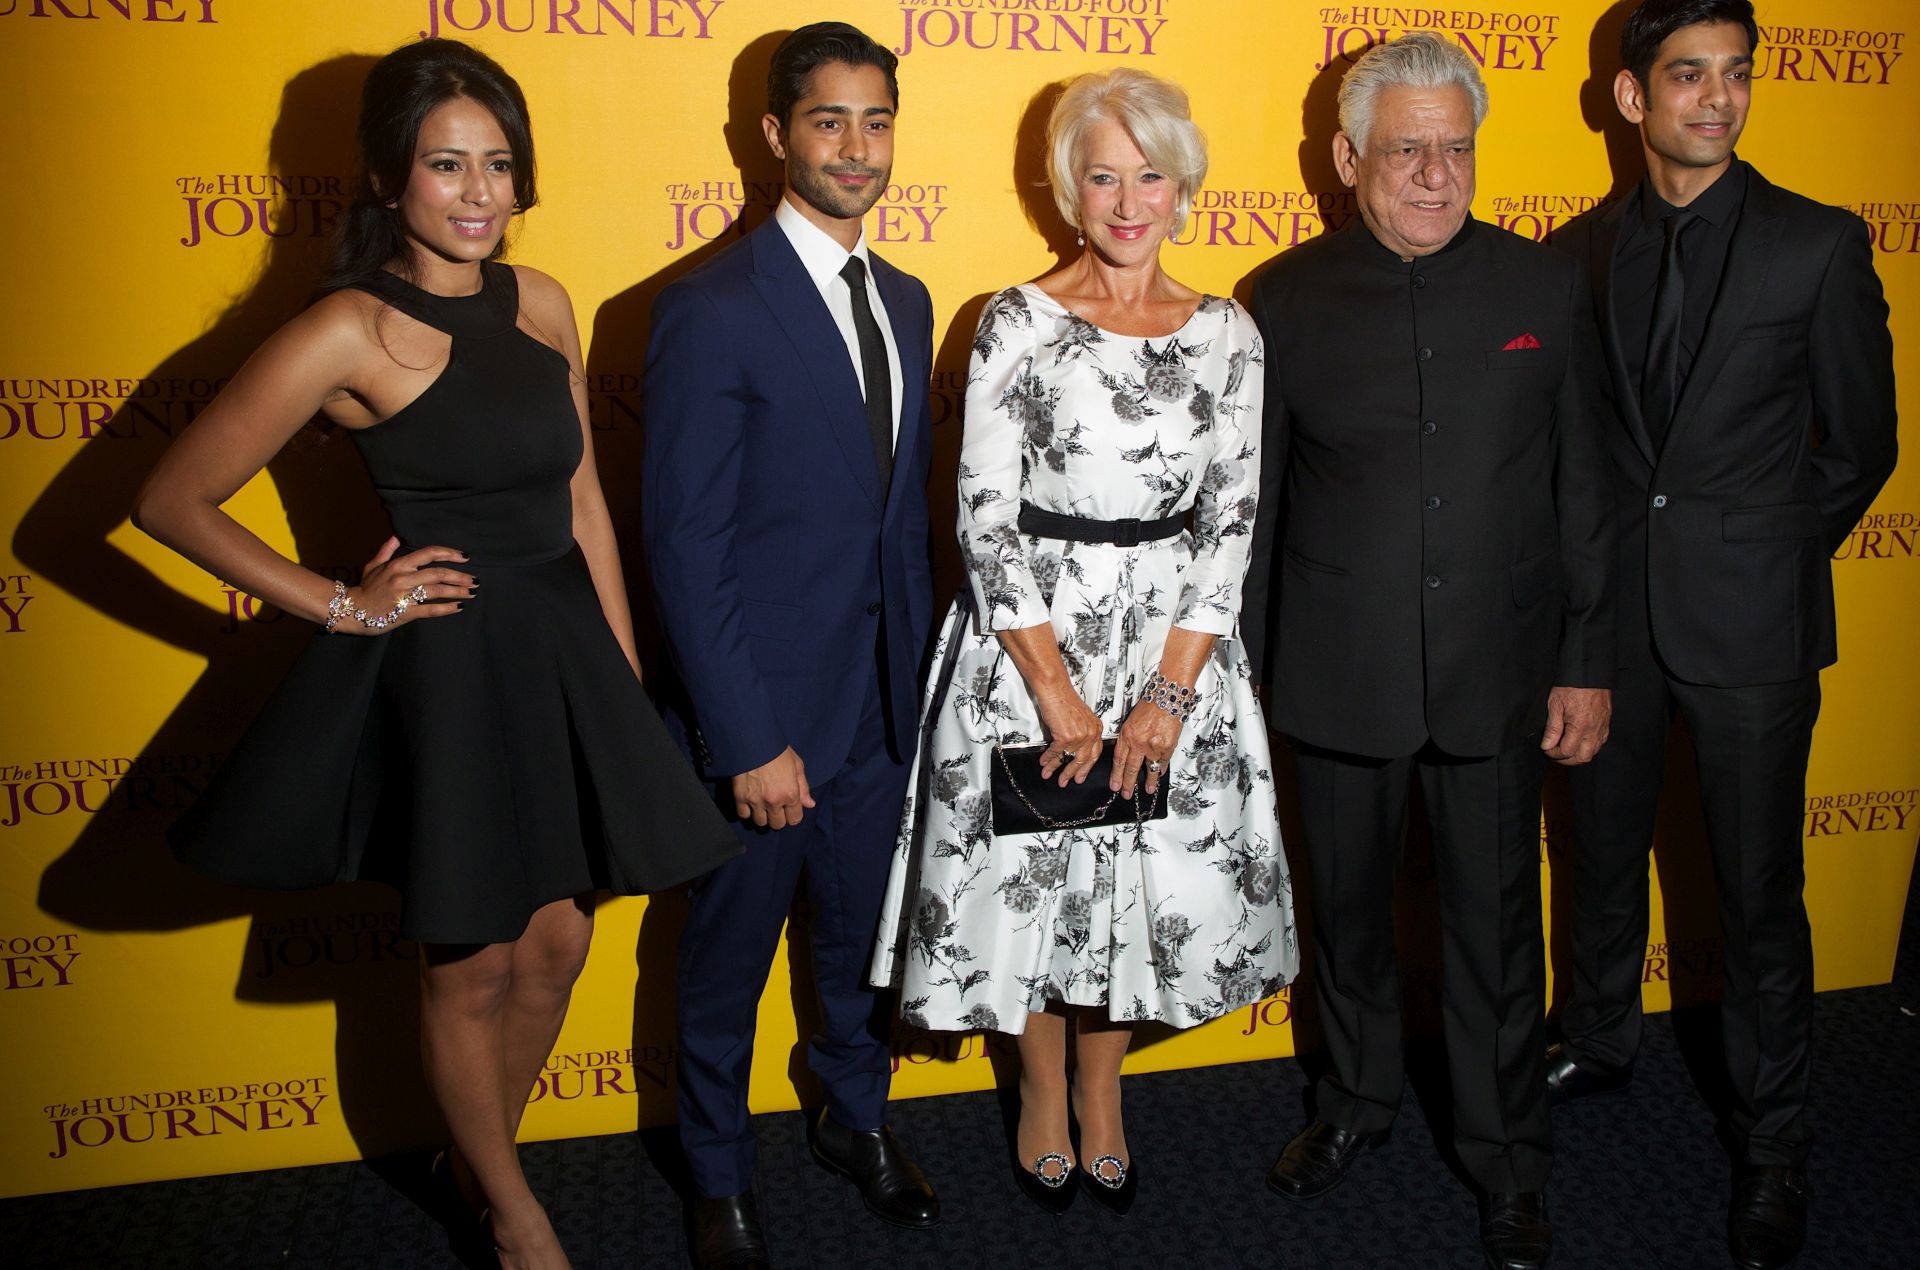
[810,1109,941,1229]
[1544,1042,1631,1106]
[1266,1120,1390,1200]
[1480,1191,1552,1270]
[689,1193,770,1270]
[1728,1165,1809,1270]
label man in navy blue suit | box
[642,21,939,1270]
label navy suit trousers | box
[676,666,908,1197]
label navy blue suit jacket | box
[643,217,936,781]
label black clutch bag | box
[989,742,1170,835]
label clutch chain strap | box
[977,589,1150,831]
[993,743,1148,830]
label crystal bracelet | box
[324,579,415,633]
[1143,669,1199,722]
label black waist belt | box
[1017,503,1185,548]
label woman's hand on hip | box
[333,536,473,635]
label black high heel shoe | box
[1078,1154,1138,1215]
[428,1150,497,1266]
[1014,1151,1077,1214]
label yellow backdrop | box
[1,0,1914,1199]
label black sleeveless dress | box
[170,262,739,944]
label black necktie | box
[839,255,893,491]
[1641,208,1694,449]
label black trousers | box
[1292,738,1551,1193]
[1563,638,1819,1168]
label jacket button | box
[1426,496,1442,510]
[1417,347,1433,361]
[1413,274,1427,289]
[1652,494,1668,508]
[1425,574,1443,589]
[865,602,882,615]
[1422,420,1437,435]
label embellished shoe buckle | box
[1032,1152,1072,1189]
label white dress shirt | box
[773,195,904,443]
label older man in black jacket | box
[1243,32,1615,1270]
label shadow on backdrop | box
[589,31,848,1179]
[1232,48,1360,308]
[1579,0,1648,203]
[14,55,456,1167]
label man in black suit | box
[1549,4,1896,1267]
[1243,32,1615,1270]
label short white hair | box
[1046,67,1208,234]
[1338,32,1489,155]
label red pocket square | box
[1503,333,1543,350]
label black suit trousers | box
[1563,633,1819,1167]
[1292,738,1551,1192]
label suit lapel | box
[748,222,883,508]
[1589,199,1658,466]
[870,253,921,521]
[1666,169,1785,450]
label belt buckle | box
[1112,518,1143,548]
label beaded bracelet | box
[1143,669,1199,722]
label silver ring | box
[409,584,429,603]
[1145,759,1164,773]
[1061,750,1077,760]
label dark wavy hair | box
[1620,0,1759,87]
[320,39,536,295]
[766,21,898,126]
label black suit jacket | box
[1553,164,1897,687]
[1243,217,1616,759]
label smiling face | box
[1335,83,1476,259]
[1076,117,1178,268]
[764,60,895,246]
[393,96,515,283]
[1616,20,1751,193]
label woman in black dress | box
[134,41,736,1270]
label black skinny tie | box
[1641,208,1694,449]
[839,255,894,491]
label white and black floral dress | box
[870,284,1297,1033]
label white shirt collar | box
[774,195,872,289]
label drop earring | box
[1076,231,1084,247]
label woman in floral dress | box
[871,67,1295,1213]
